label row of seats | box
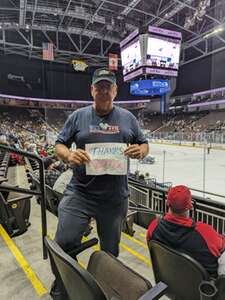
[46,236,225,300]
[28,172,62,216]
[0,151,32,237]
[0,188,31,237]
[0,152,10,182]
[46,237,168,300]
[28,158,39,171]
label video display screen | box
[130,79,171,96]
[146,36,181,71]
[120,26,182,81]
[121,38,142,76]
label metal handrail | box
[189,187,225,199]
[128,207,163,215]
[128,177,225,234]
[129,177,225,209]
[0,144,47,259]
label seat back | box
[29,172,40,190]
[29,173,42,204]
[45,237,107,300]
[45,185,60,216]
[149,240,210,300]
[215,275,225,300]
[29,173,59,214]
[87,251,152,300]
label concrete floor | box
[0,165,163,300]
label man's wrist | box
[64,151,72,163]
[140,144,149,159]
[141,152,146,159]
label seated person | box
[146,185,225,278]
[53,167,73,194]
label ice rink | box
[130,143,225,202]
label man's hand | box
[124,144,145,159]
[67,149,91,166]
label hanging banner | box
[71,60,88,72]
[42,43,54,61]
[109,53,118,71]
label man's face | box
[91,80,117,113]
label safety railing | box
[147,131,225,145]
[128,179,225,235]
[128,184,149,208]
[0,144,47,258]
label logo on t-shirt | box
[90,122,120,134]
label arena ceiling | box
[0,0,225,66]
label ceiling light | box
[203,26,224,39]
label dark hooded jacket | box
[147,213,225,277]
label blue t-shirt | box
[56,105,147,201]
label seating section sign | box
[85,143,128,175]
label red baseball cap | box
[167,185,192,210]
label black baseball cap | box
[92,68,116,85]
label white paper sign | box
[85,143,128,175]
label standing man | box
[52,68,149,299]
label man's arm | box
[124,112,149,159]
[56,144,90,165]
[55,144,71,162]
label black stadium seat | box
[0,188,31,237]
[45,237,168,300]
[28,172,42,204]
[29,171,62,216]
[148,240,210,300]
[215,275,225,300]
[45,184,61,216]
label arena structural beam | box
[58,0,73,29]
[19,0,27,27]
[31,0,38,27]
[183,21,225,50]
[103,0,199,37]
[146,0,193,28]
[0,27,113,65]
